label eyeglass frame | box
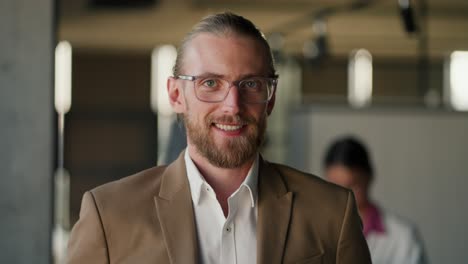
[176,74,279,104]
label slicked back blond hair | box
[173,12,276,77]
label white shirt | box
[367,210,427,264]
[184,149,258,264]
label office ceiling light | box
[446,51,468,111]
[54,41,72,114]
[348,49,373,108]
[151,45,177,116]
[398,0,417,33]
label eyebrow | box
[195,72,268,79]
[195,72,225,78]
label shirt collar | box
[184,148,258,207]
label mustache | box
[207,114,256,125]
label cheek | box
[245,104,268,119]
[185,97,210,117]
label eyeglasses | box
[177,74,278,103]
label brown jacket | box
[67,153,371,264]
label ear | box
[266,90,276,116]
[167,77,186,114]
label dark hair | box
[323,136,374,180]
[173,12,276,77]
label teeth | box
[215,123,243,131]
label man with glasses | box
[67,12,371,264]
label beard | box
[184,111,267,169]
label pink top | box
[363,203,386,237]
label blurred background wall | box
[0,0,54,263]
[1,0,468,263]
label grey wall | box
[0,0,54,263]
[289,107,468,264]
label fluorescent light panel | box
[151,45,177,116]
[54,41,72,114]
[449,51,468,111]
[348,49,373,108]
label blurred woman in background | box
[324,136,427,264]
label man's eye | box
[241,79,264,90]
[244,80,258,88]
[202,79,218,88]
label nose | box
[221,85,241,114]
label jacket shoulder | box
[69,165,174,263]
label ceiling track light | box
[398,0,418,33]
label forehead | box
[181,33,269,77]
[327,165,358,183]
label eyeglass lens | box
[194,77,274,103]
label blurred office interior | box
[1,0,468,263]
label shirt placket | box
[220,189,242,264]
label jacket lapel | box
[154,153,199,264]
[257,159,293,264]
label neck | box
[358,198,372,221]
[187,145,255,195]
[187,145,255,214]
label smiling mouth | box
[213,123,245,131]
